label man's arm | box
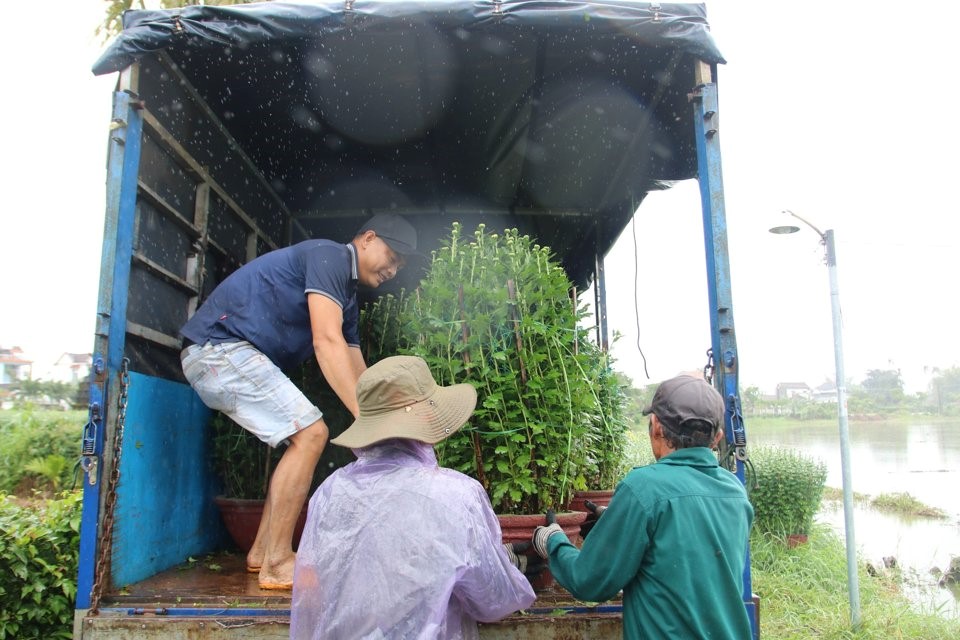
[537,490,648,603]
[308,293,361,417]
[347,345,366,381]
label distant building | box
[48,352,93,385]
[0,346,32,385]
[811,380,838,403]
[754,392,781,416]
[776,382,811,401]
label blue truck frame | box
[77,3,754,637]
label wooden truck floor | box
[80,552,623,638]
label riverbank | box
[753,525,960,639]
[746,417,960,621]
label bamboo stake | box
[506,279,527,385]
[571,286,578,355]
[458,284,471,368]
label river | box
[748,418,960,619]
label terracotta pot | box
[567,489,615,513]
[568,490,615,539]
[497,511,588,591]
[213,496,308,552]
[498,511,588,544]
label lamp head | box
[768,224,800,235]
[769,209,803,235]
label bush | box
[209,411,276,499]
[582,351,631,490]
[209,360,356,500]
[0,410,84,495]
[360,223,626,513]
[623,429,656,469]
[0,491,81,639]
[747,445,827,537]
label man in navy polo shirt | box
[180,213,417,590]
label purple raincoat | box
[290,439,535,639]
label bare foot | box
[246,545,265,572]
[258,553,296,590]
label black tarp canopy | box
[93,0,724,288]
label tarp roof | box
[93,1,724,288]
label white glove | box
[503,541,545,575]
[532,523,564,558]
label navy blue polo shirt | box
[181,240,360,371]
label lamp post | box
[769,210,862,627]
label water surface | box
[748,419,960,618]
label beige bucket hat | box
[330,355,477,449]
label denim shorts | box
[181,341,323,447]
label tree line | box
[740,367,960,419]
[613,367,960,425]
[2,379,87,411]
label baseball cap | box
[331,356,477,449]
[642,374,725,433]
[357,213,419,256]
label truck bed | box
[100,552,286,610]
[81,553,623,639]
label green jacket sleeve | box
[547,483,650,602]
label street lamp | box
[769,209,862,628]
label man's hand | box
[503,541,545,576]
[579,499,608,538]
[532,510,564,558]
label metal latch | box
[80,456,98,486]
[81,400,102,486]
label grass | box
[821,486,872,505]
[870,492,948,519]
[821,487,949,519]
[752,525,960,639]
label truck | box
[77,1,754,637]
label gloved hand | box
[503,541,545,576]
[579,499,608,538]
[532,509,564,558]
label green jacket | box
[548,448,754,639]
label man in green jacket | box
[533,374,754,639]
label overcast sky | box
[2,1,957,394]
[600,0,960,394]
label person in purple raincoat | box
[290,355,537,640]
